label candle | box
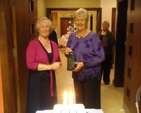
[63,90,68,105]
[63,90,74,105]
[69,91,73,104]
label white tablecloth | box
[36,109,104,113]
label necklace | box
[76,29,87,38]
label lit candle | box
[63,90,68,105]
[69,91,73,104]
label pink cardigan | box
[26,38,61,96]
[26,38,61,70]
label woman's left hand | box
[73,62,84,72]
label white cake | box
[36,104,104,113]
[53,104,85,113]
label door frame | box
[46,8,102,33]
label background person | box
[98,21,116,85]
[64,8,105,109]
[26,17,62,113]
[49,27,58,45]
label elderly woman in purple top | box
[64,8,105,109]
[26,17,62,113]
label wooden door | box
[111,8,116,68]
[14,0,37,112]
[0,57,4,113]
[123,0,141,113]
[0,0,37,112]
[60,18,74,37]
[0,0,17,112]
[113,0,127,87]
[111,8,116,37]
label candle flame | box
[63,90,74,105]
[69,91,73,104]
[63,90,68,104]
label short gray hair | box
[74,8,89,21]
[35,17,53,32]
[102,21,110,27]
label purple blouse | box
[26,38,61,70]
[67,31,105,81]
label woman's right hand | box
[64,47,73,55]
[50,62,62,71]
[37,62,62,71]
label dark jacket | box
[98,30,115,55]
[49,29,58,45]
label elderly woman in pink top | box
[26,17,62,113]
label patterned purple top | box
[67,31,105,81]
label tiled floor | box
[56,48,125,113]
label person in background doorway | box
[98,21,116,85]
[26,17,62,113]
[49,27,58,45]
[64,8,105,109]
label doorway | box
[60,18,74,37]
[113,0,127,87]
[46,8,102,33]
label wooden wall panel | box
[0,0,17,113]
[123,0,141,113]
[13,0,37,112]
[0,0,37,112]
[0,56,4,113]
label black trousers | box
[101,54,112,83]
[73,78,101,109]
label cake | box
[36,104,104,113]
[53,104,85,113]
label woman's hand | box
[64,47,73,55]
[73,62,84,72]
[51,62,62,71]
[37,62,62,71]
[58,38,67,47]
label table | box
[36,109,104,113]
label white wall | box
[100,0,116,30]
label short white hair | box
[35,17,53,32]
[74,8,89,21]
